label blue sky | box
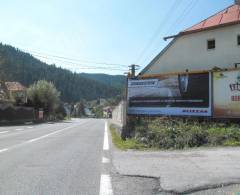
[0,0,234,75]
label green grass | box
[111,118,240,151]
[110,125,147,151]
[131,118,240,150]
[64,116,71,120]
[223,140,240,146]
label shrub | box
[131,117,240,150]
[27,80,60,115]
[110,124,146,150]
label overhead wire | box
[140,0,199,66]
[19,48,129,72]
[20,1,198,73]
[135,0,182,64]
[33,53,126,71]
[21,48,129,68]
[165,0,198,35]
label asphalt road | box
[2,119,238,195]
[0,119,112,195]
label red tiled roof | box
[5,82,26,91]
[182,4,240,35]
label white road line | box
[27,127,33,129]
[0,123,82,154]
[27,124,79,143]
[103,121,109,151]
[15,128,24,131]
[102,157,110,164]
[0,148,8,153]
[0,131,9,134]
[99,174,113,195]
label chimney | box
[235,0,240,5]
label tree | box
[72,101,86,117]
[0,43,123,102]
[27,80,60,115]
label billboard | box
[127,73,211,116]
[213,70,240,118]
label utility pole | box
[128,64,140,78]
[121,64,140,139]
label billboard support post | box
[121,64,141,139]
[122,64,141,139]
[121,72,129,140]
[121,99,127,140]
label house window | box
[238,35,240,46]
[207,39,215,50]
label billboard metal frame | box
[129,68,240,119]
[127,72,212,117]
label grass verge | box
[130,117,240,150]
[110,124,147,151]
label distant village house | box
[5,82,27,104]
[103,106,112,118]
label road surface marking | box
[0,122,86,154]
[24,122,33,125]
[0,148,8,153]
[102,157,110,164]
[27,127,33,129]
[16,128,24,131]
[99,174,113,195]
[103,121,109,150]
[27,124,79,143]
[0,131,9,134]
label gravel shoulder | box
[111,145,240,194]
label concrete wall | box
[112,101,124,126]
[144,24,240,74]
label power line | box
[34,54,126,71]
[165,0,198,35]
[33,53,127,71]
[22,48,129,68]
[140,0,198,66]
[20,48,130,72]
[135,0,182,64]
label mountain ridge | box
[0,43,124,102]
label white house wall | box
[143,24,240,75]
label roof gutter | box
[163,34,179,41]
[138,37,178,76]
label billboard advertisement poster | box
[213,70,240,118]
[127,73,211,116]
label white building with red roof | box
[140,1,240,76]
[5,82,27,104]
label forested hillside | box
[79,73,125,90]
[0,43,123,102]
